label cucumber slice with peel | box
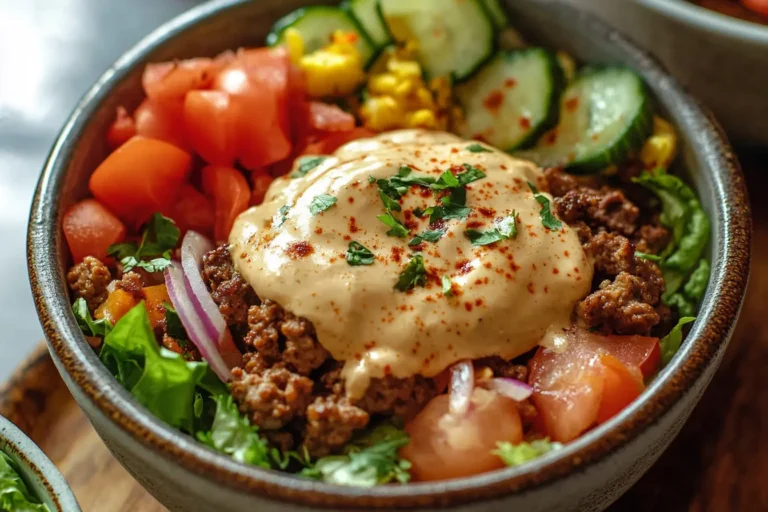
[343,0,391,49]
[516,67,653,174]
[455,48,564,151]
[481,0,509,30]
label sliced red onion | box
[180,231,231,355]
[483,378,533,402]
[449,360,474,416]
[164,263,231,382]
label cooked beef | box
[303,395,369,458]
[201,245,259,331]
[353,375,437,418]
[67,256,112,312]
[586,231,635,276]
[477,356,529,381]
[244,300,328,375]
[634,223,672,255]
[161,333,201,362]
[230,365,314,430]
[115,271,145,300]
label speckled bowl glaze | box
[0,415,81,511]
[27,1,751,511]
[562,0,768,148]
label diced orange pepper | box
[95,289,139,325]
[143,284,171,329]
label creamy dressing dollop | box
[229,130,593,398]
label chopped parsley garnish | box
[274,205,290,227]
[309,194,337,216]
[346,242,375,266]
[377,209,409,238]
[527,181,562,231]
[636,251,662,262]
[430,170,461,190]
[466,143,492,153]
[163,302,187,341]
[393,165,437,188]
[395,253,427,292]
[465,212,518,246]
[291,156,327,178]
[107,212,179,273]
[374,166,436,211]
[428,195,472,223]
[430,164,486,191]
[378,189,401,212]
[441,275,453,297]
[408,228,446,247]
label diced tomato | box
[250,171,274,206]
[287,64,310,147]
[301,127,377,156]
[165,184,215,236]
[143,284,171,329]
[142,58,217,101]
[134,99,189,151]
[89,136,192,226]
[402,388,523,481]
[742,0,768,17]
[184,90,239,166]
[595,354,643,424]
[308,102,356,133]
[214,49,292,169]
[106,106,136,150]
[529,329,657,443]
[62,199,126,263]
[95,289,139,325]
[201,165,251,244]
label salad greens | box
[0,452,49,511]
[494,439,562,467]
[72,298,112,338]
[107,213,180,273]
[659,316,696,365]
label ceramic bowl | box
[27,0,751,511]
[562,0,768,148]
[0,415,81,511]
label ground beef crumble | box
[67,256,111,312]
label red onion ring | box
[164,263,231,382]
[180,231,225,344]
[482,378,533,401]
[449,360,474,416]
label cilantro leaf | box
[527,181,539,194]
[430,170,460,191]
[494,439,562,467]
[346,242,375,266]
[274,205,290,227]
[525,183,562,231]
[660,316,696,365]
[377,209,409,238]
[378,189,402,212]
[456,163,486,186]
[465,212,518,246]
[72,297,113,338]
[441,275,453,297]
[309,194,337,216]
[197,393,271,468]
[466,143,492,153]
[428,194,472,223]
[107,213,180,273]
[291,156,327,178]
[0,452,49,511]
[408,228,446,246]
[392,166,436,188]
[395,253,427,292]
[300,423,411,487]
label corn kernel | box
[407,109,438,129]
[300,50,365,98]
[641,116,678,169]
[388,59,422,79]
[393,79,417,99]
[413,87,436,109]
[283,28,305,64]
[369,73,398,95]
[361,96,404,132]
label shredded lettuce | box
[660,317,696,365]
[494,439,562,467]
[72,298,112,338]
[300,423,411,487]
[0,452,49,511]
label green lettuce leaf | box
[660,316,696,364]
[72,298,112,338]
[300,423,411,487]
[494,439,562,467]
[99,303,225,433]
[0,452,49,511]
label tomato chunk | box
[142,58,217,100]
[106,106,136,150]
[301,127,377,156]
[134,99,189,151]
[402,388,523,481]
[62,199,126,263]
[184,90,238,166]
[201,166,251,244]
[595,354,643,424]
[250,171,274,206]
[308,102,356,132]
[89,136,192,226]
[165,184,215,236]
[742,0,768,17]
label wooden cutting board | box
[2,154,765,512]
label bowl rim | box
[639,0,768,45]
[0,415,81,511]
[27,0,751,508]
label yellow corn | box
[407,109,439,129]
[368,73,399,95]
[283,28,305,64]
[297,30,366,98]
[641,116,678,169]
[360,96,404,132]
[388,59,422,79]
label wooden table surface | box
[610,150,768,512]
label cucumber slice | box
[267,6,377,66]
[516,67,653,174]
[342,0,392,49]
[455,49,564,151]
[379,0,495,81]
[481,0,509,30]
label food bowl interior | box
[29,0,748,506]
